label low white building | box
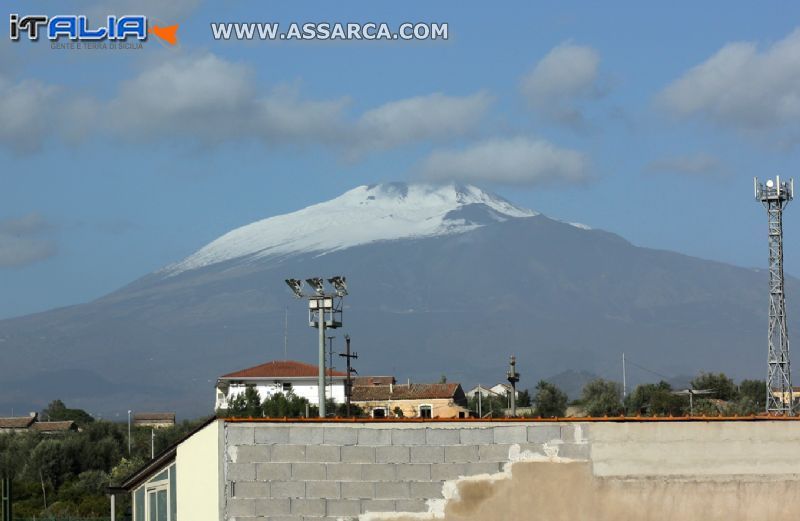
[215,360,347,409]
[466,383,519,399]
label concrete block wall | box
[223,422,585,520]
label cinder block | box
[233,481,269,498]
[478,444,510,462]
[426,428,460,445]
[558,443,590,460]
[253,498,291,516]
[306,480,340,499]
[375,482,409,500]
[341,445,375,463]
[254,426,290,444]
[290,498,326,516]
[256,462,292,481]
[228,463,256,481]
[493,426,528,444]
[326,463,362,481]
[431,463,467,481]
[517,443,544,455]
[445,445,479,463]
[270,481,306,499]
[362,463,397,481]
[271,445,306,462]
[323,427,358,445]
[396,499,429,513]
[459,428,494,445]
[358,429,392,445]
[227,425,255,445]
[409,481,443,499]
[391,429,426,446]
[292,462,326,480]
[361,499,396,513]
[305,444,340,463]
[289,426,324,445]
[410,445,444,463]
[465,462,503,476]
[376,445,410,464]
[340,481,374,499]
[236,445,271,464]
[396,463,431,481]
[528,425,562,443]
[327,499,361,517]
[227,498,255,517]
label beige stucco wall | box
[176,419,222,521]
[355,398,467,418]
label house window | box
[282,382,292,392]
[372,407,386,419]
[134,463,176,521]
[419,405,432,418]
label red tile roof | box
[0,416,36,429]
[133,413,176,423]
[352,376,397,386]
[352,383,464,401]
[32,421,77,432]
[221,360,347,379]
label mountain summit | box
[164,183,537,275]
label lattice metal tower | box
[755,176,795,414]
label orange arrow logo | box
[149,24,178,45]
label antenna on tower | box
[755,176,795,415]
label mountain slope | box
[0,183,789,417]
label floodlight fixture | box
[285,278,304,298]
[305,277,325,295]
[767,179,775,188]
[328,276,348,296]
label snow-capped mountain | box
[164,183,537,275]
[0,182,788,418]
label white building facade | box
[215,360,346,410]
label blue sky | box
[2,1,800,319]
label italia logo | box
[9,14,178,45]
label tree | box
[261,391,310,418]
[581,379,623,417]
[225,385,262,417]
[439,375,448,384]
[691,372,738,401]
[625,381,686,416]
[533,381,568,418]
[41,400,94,426]
[738,379,766,410]
[517,389,532,408]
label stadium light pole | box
[285,276,347,418]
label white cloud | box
[521,43,605,128]
[0,78,57,154]
[0,214,57,268]
[419,137,588,186]
[659,28,800,131]
[646,153,726,177]
[0,53,490,155]
[353,92,491,152]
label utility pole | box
[127,410,132,455]
[755,177,795,414]
[622,353,627,399]
[283,306,288,359]
[1,475,11,521]
[339,334,358,417]
[506,355,520,417]
[478,385,482,418]
[151,429,155,459]
[327,336,336,401]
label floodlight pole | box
[506,356,520,417]
[318,302,327,418]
